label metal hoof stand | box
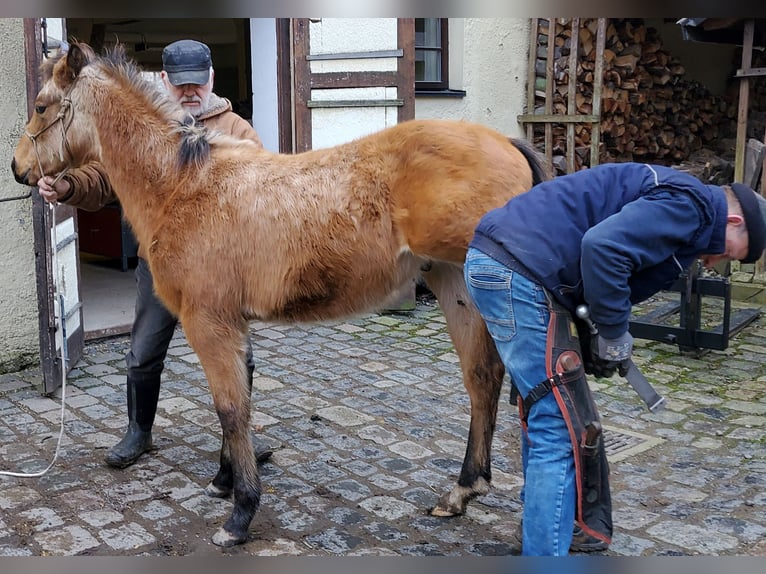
[629,262,761,357]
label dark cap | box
[731,182,766,263]
[162,39,212,86]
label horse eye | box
[35,105,47,114]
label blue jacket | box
[470,162,728,339]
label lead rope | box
[0,173,69,478]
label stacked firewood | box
[532,18,741,172]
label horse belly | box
[267,249,422,323]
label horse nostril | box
[10,159,29,186]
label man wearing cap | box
[160,39,257,139]
[36,39,273,470]
[462,162,766,556]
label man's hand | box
[587,331,633,379]
[37,175,70,204]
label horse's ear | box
[66,43,89,77]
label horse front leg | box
[422,263,506,516]
[183,313,260,547]
[205,349,255,499]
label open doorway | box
[63,18,254,339]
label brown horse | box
[12,43,549,547]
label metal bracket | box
[629,262,761,357]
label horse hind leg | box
[421,262,505,516]
[183,313,260,547]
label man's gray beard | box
[189,93,212,119]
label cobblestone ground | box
[0,293,764,556]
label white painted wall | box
[0,19,40,373]
[309,18,398,59]
[308,18,401,149]
[252,18,532,151]
[250,18,280,152]
[416,18,530,139]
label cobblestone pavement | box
[0,293,764,557]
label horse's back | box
[370,120,538,263]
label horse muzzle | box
[10,158,31,186]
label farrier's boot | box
[104,374,161,469]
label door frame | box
[26,17,85,395]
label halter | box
[24,93,75,188]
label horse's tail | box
[176,116,211,169]
[509,137,552,185]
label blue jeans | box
[464,247,575,556]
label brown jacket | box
[59,93,263,257]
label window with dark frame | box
[415,18,449,91]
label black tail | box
[509,137,551,185]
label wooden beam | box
[734,67,766,78]
[292,18,312,153]
[307,99,403,108]
[544,18,555,170]
[566,18,580,173]
[734,19,754,184]
[310,71,399,89]
[526,18,538,142]
[397,18,415,123]
[590,18,607,168]
[518,114,600,123]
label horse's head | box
[11,42,101,186]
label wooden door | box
[26,18,84,394]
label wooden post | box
[756,126,766,278]
[544,18,555,170]
[590,19,606,168]
[526,18,538,143]
[566,18,580,173]
[734,19,754,184]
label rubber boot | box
[104,374,161,469]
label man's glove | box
[587,331,633,379]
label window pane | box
[424,18,441,46]
[415,18,444,85]
[415,49,442,82]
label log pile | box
[531,18,750,173]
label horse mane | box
[173,116,211,169]
[87,43,212,168]
[97,44,185,123]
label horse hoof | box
[430,482,487,517]
[204,482,232,499]
[430,504,459,517]
[212,527,247,547]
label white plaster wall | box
[309,19,401,149]
[0,18,41,373]
[309,18,398,58]
[415,18,530,139]
[250,18,280,152]
[311,87,400,149]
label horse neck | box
[83,80,180,245]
